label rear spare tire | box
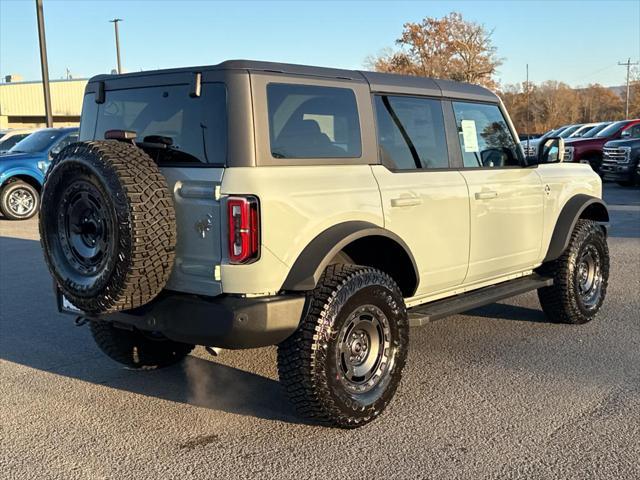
[39,141,176,315]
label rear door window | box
[267,84,361,158]
[51,132,79,155]
[452,102,523,168]
[0,134,29,151]
[623,124,640,138]
[94,83,227,165]
[374,95,449,170]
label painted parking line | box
[608,205,640,212]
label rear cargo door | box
[161,167,225,296]
[159,81,228,296]
[90,75,228,296]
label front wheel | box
[537,219,609,324]
[277,264,409,428]
[0,180,40,220]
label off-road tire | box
[277,264,409,428]
[0,179,40,220]
[39,141,176,315]
[90,321,194,369]
[537,219,609,324]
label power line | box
[569,63,618,84]
[619,58,639,118]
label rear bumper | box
[64,291,306,349]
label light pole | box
[109,18,123,74]
[35,0,53,127]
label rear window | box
[267,84,361,159]
[582,123,609,138]
[9,130,63,153]
[92,83,227,165]
[595,121,626,138]
[559,125,581,137]
[0,133,29,151]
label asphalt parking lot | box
[1,184,638,480]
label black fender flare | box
[543,194,609,262]
[281,221,419,294]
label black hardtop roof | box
[88,59,498,102]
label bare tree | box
[577,84,625,122]
[367,12,502,89]
[501,81,625,133]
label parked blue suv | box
[0,127,78,220]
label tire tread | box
[277,264,408,428]
[537,219,609,324]
[40,141,176,314]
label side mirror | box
[537,136,565,164]
[621,129,631,138]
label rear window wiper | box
[136,135,174,149]
[137,136,202,164]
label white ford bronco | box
[39,61,610,428]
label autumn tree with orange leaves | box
[367,12,502,89]
[368,12,636,134]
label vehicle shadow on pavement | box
[464,303,549,323]
[105,356,307,425]
[0,235,308,426]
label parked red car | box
[564,119,640,173]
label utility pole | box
[35,0,53,128]
[619,58,638,118]
[526,64,530,147]
[109,18,123,74]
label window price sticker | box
[461,120,479,153]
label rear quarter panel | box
[220,165,382,294]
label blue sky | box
[1,0,638,88]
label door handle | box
[390,197,423,207]
[475,191,498,200]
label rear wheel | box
[0,179,39,220]
[537,219,609,324]
[90,321,194,369]
[277,264,409,428]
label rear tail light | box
[227,196,260,264]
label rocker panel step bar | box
[408,274,553,327]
